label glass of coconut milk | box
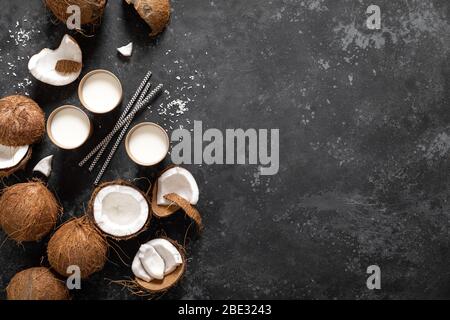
[47,105,92,150]
[78,69,123,114]
[125,123,170,166]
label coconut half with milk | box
[0,95,45,177]
[88,180,151,240]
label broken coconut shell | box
[134,238,186,293]
[164,193,203,231]
[151,165,203,230]
[0,146,32,178]
[7,267,69,300]
[126,0,171,37]
[47,216,108,279]
[0,95,45,147]
[45,0,107,26]
[0,180,61,243]
[87,180,151,240]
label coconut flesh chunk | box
[132,254,152,282]
[117,42,133,57]
[93,185,149,238]
[139,244,165,280]
[157,167,199,206]
[148,238,183,274]
[32,155,53,178]
[132,239,183,282]
[0,144,29,170]
[28,34,82,86]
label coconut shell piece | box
[0,180,60,243]
[0,95,45,147]
[87,179,151,240]
[126,0,171,37]
[45,0,107,26]
[0,146,32,178]
[47,216,108,279]
[164,193,203,231]
[7,267,70,300]
[135,239,186,293]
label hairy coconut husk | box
[87,179,151,240]
[47,216,108,278]
[0,180,60,243]
[126,0,171,37]
[151,165,203,231]
[6,267,69,300]
[45,0,108,26]
[0,146,32,178]
[0,95,45,146]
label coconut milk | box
[49,106,91,149]
[80,70,122,113]
[126,123,169,166]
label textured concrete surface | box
[0,0,449,300]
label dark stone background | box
[0,0,449,300]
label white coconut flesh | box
[139,244,165,280]
[93,185,149,238]
[28,34,82,86]
[148,238,183,274]
[0,144,29,170]
[32,155,54,177]
[132,239,183,283]
[117,42,133,57]
[157,167,199,206]
[132,254,152,282]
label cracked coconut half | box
[132,238,186,293]
[151,166,203,230]
[0,95,45,177]
[88,180,150,240]
[125,0,171,37]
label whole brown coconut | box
[126,0,171,37]
[45,0,108,25]
[0,95,45,147]
[0,181,60,243]
[47,216,108,278]
[7,267,69,300]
